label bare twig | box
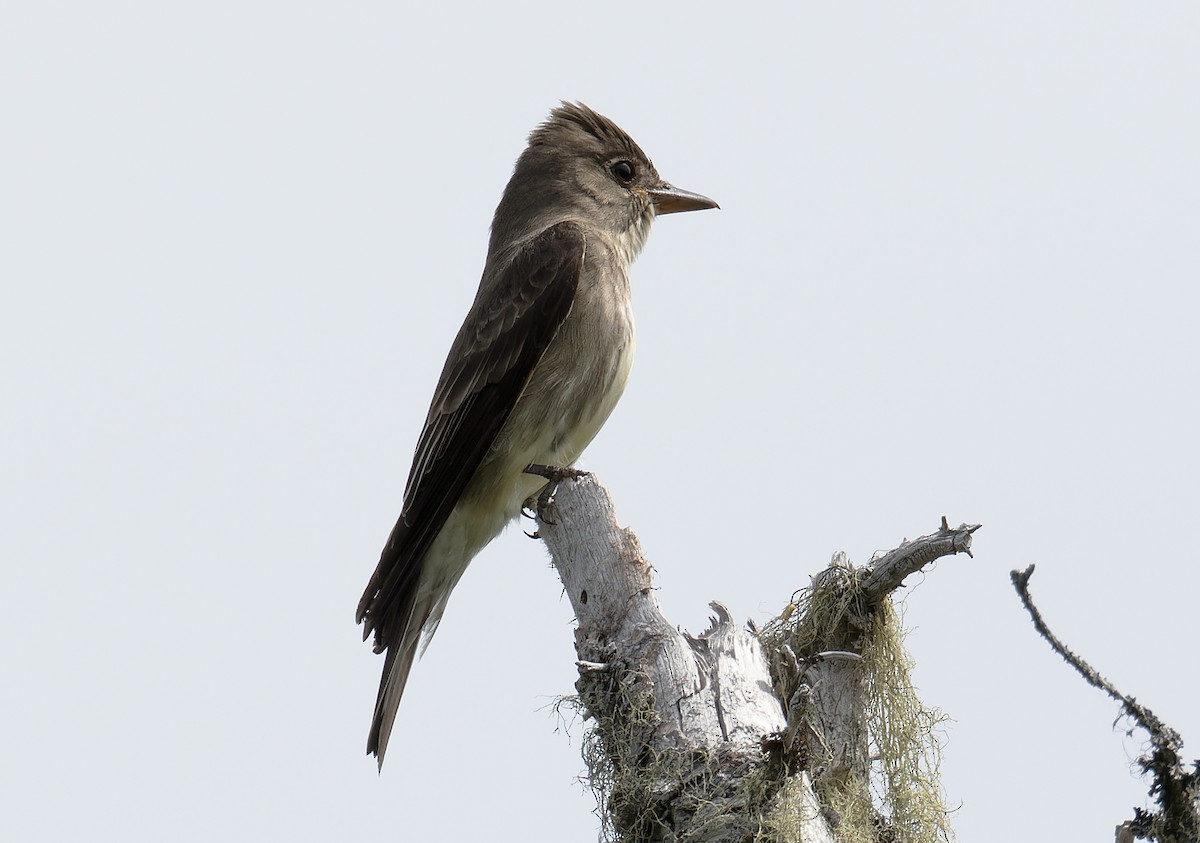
[861,517,981,603]
[1011,565,1199,842]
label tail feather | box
[367,636,420,769]
[360,506,482,767]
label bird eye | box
[611,160,636,186]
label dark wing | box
[356,221,586,653]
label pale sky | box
[3,3,1198,841]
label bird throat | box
[612,209,654,269]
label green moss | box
[564,556,955,842]
[761,558,955,843]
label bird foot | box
[522,464,590,528]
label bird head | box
[489,102,717,264]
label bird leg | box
[523,463,590,528]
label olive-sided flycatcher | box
[357,102,717,766]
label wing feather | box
[357,221,585,653]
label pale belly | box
[479,317,635,525]
[412,322,635,632]
[408,233,641,648]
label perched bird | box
[357,102,717,766]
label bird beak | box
[648,182,720,215]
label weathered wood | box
[535,473,787,742]
[535,474,966,842]
[861,517,980,603]
[536,474,831,840]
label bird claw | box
[523,463,590,524]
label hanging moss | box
[565,659,812,842]
[561,555,954,842]
[761,557,956,843]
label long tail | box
[366,634,420,769]
[359,503,481,766]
